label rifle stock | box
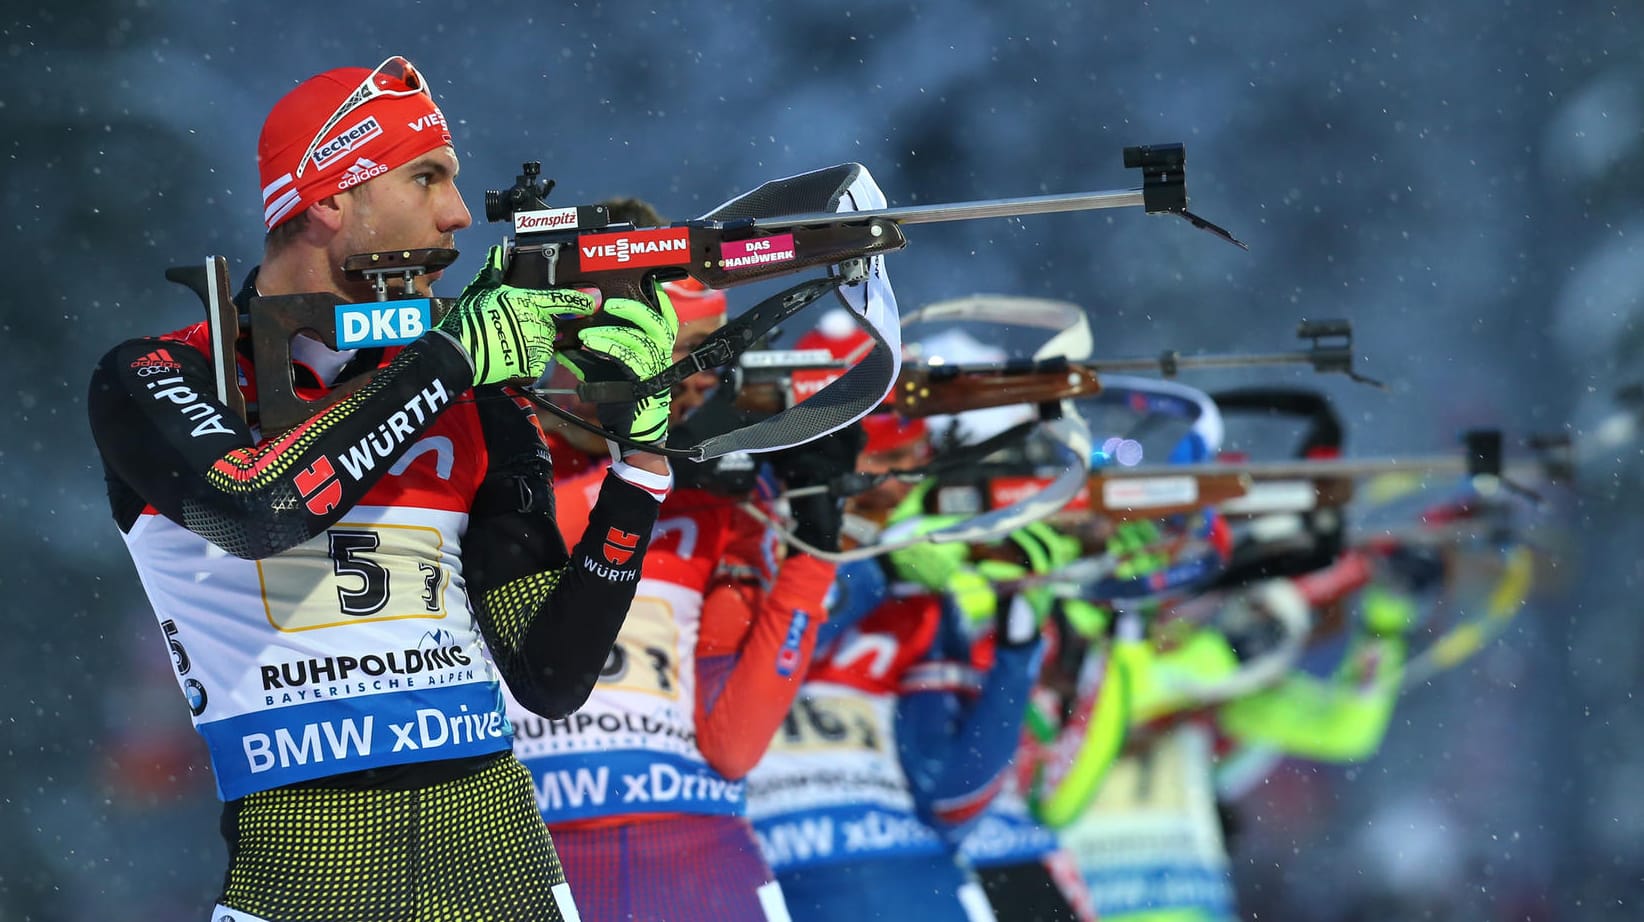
[731,357,1106,419]
[893,363,1102,417]
[505,220,906,296]
[1088,471,1254,520]
[505,220,908,350]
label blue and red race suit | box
[746,558,1043,921]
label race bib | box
[597,595,683,699]
[256,521,451,632]
[772,693,885,753]
[1062,725,1235,919]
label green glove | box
[1007,521,1082,574]
[1362,585,1419,637]
[1059,598,1110,639]
[1002,522,1084,610]
[888,538,969,589]
[437,245,597,387]
[949,567,1000,625]
[884,516,996,623]
[1108,519,1168,580]
[979,553,1053,623]
[973,559,1031,626]
[560,287,680,443]
[883,479,936,529]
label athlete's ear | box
[306,194,346,234]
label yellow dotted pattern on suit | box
[479,568,563,655]
[220,755,572,921]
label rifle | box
[763,326,1369,556]
[163,246,462,433]
[926,421,1570,528]
[730,317,1363,421]
[857,326,1370,524]
[163,256,245,421]
[514,146,1241,460]
[169,143,1244,450]
[1108,428,1569,513]
[493,144,1243,304]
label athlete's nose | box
[441,182,473,234]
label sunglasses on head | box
[295,55,430,179]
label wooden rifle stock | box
[893,363,1102,417]
[732,360,1105,420]
[1063,471,1347,522]
[1086,471,1254,520]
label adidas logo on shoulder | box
[130,347,182,376]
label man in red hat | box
[87,56,677,921]
[792,311,931,535]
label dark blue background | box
[2,2,1638,918]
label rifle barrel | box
[1102,457,1538,481]
[749,188,1149,230]
[1087,350,1317,374]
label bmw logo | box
[184,678,209,716]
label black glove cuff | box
[595,399,640,437]
[790,494,843,552]
[995,594,1040,649]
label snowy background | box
[2,1,1640,918]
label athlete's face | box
[670,312,726,424]
[848,439,931,518]
[333,146,471,300]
